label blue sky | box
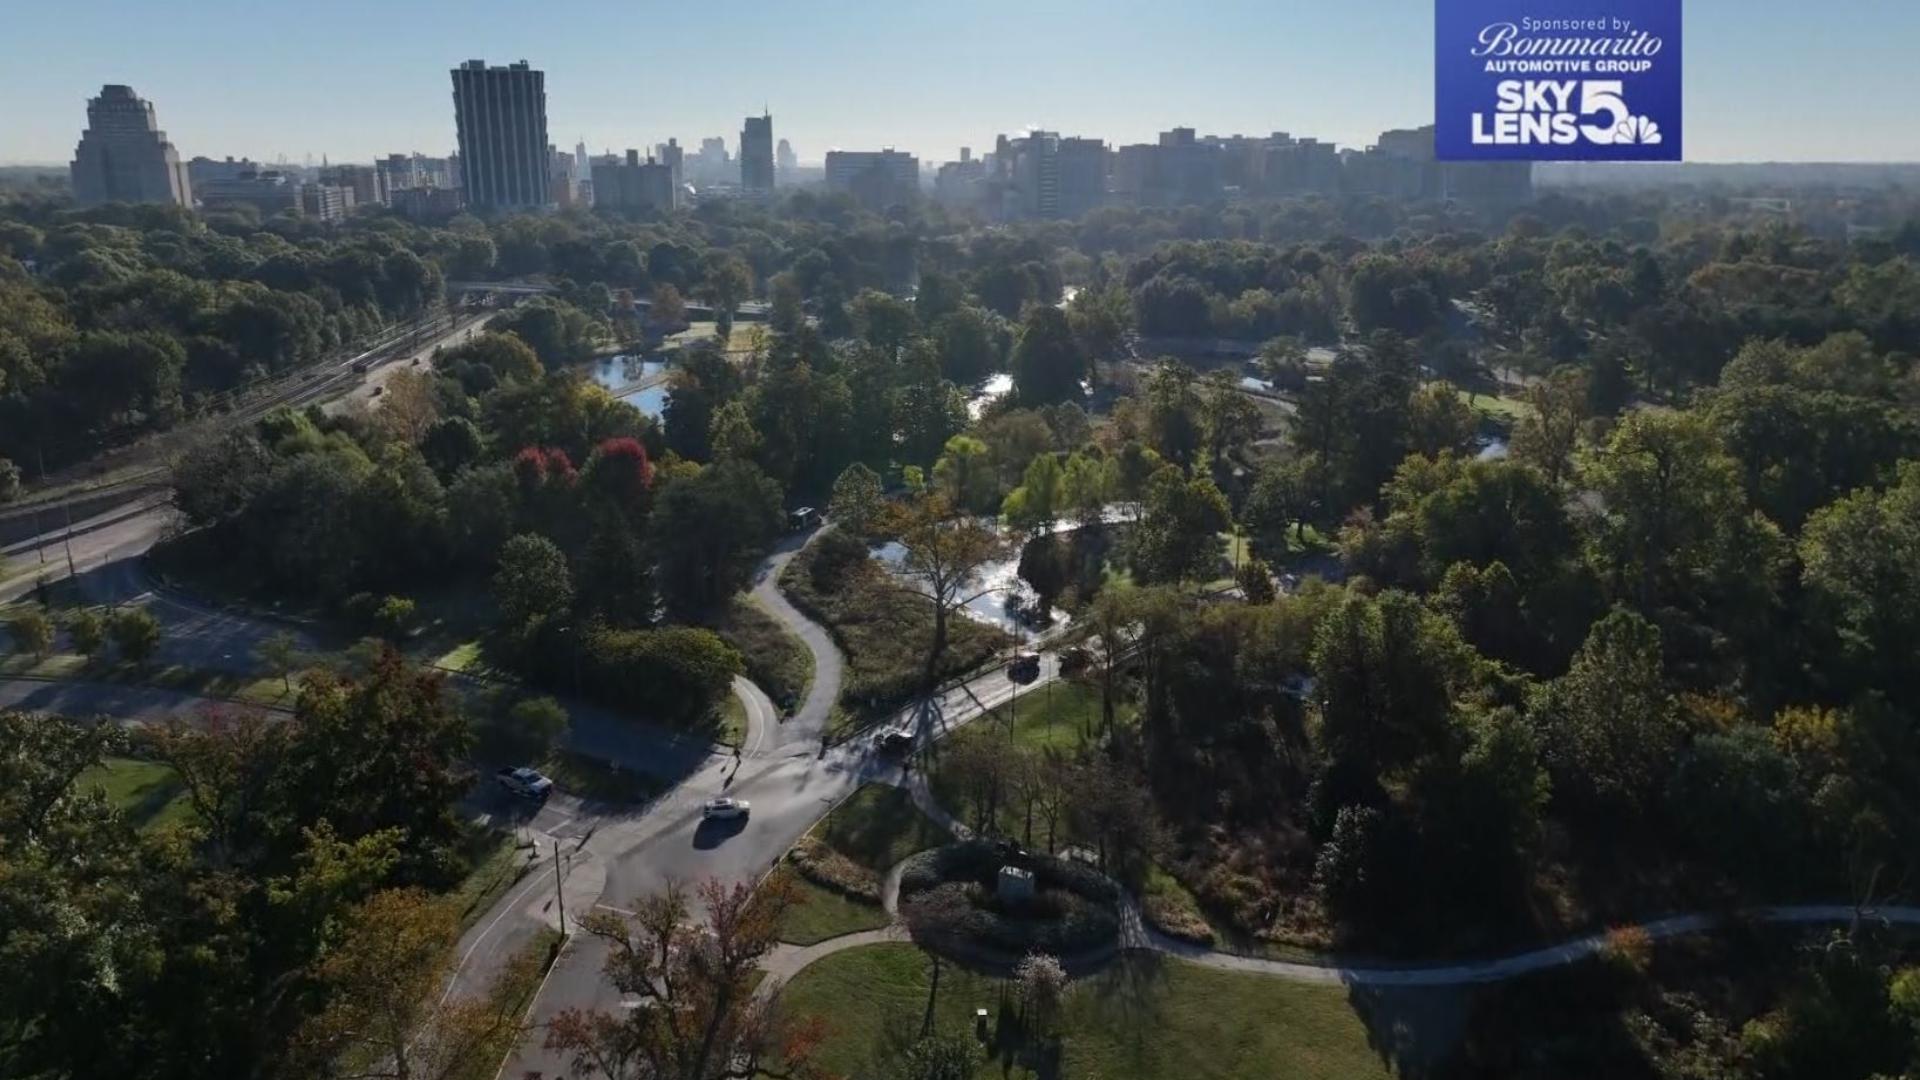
[4,0,1917,166]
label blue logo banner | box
[1435,0,1682,161]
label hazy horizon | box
[5,0,1919,168]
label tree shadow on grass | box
[1343,980,1475,1078]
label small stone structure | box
[997,865,1035,904]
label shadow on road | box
[691,814,750,849]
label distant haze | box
[3,0,1918,166]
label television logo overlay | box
[1435,0,1681,161]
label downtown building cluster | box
[70,63,1533,224]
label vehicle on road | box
[878,726,915,754]
[701,797,751,820]
[1008,653,1042,684]
[786,506,818,532]
[495,766,553,800]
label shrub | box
[1599,925,1654,978]
[786,836,882,902]
[7,609,55,658]
[1142,893,1216,946]
[109,608,162,665]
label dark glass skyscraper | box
[451,59,550,211]
[740,113,774,194]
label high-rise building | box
[656,139,685,190]
[1112,127,1221,207]
[824,149,919,210]
[776,138,797,179]
[450,59,551,211]
[69,84,192,208]
[740,113,774,194]
[548,145,580,208]
[574,140,589,178]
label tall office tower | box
[740,112,774,193]
[574,139,588,177]
[656,138,684,190]
[776,137,796,177]
[450,59,551,211]
[69,84,192,208]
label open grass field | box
[1456,386,1532,423]
[74,756,193,831]
[773,867,892,944]
[777,943,1393,1080]
[818,784,952,874]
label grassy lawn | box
[926,681,1124,843]
[432,640,484,673]
[712,596,813,710]
[1456,386,1531,423]
[781,534,1010,731]
[721,692,749,747]
[0,651,296,708]
[447,827,532,931]
[541,748,663,804]
[778,943,1391,1080]
[74,756,193,831]
[819,784,952,874]
[773,867,891,945]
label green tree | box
[1127,465,1229,585]
[828,462,884,538]
[66,608,106,661]
[1799,461,1920,706]
[8,608,54,658]
[1529,607,1681,817]
[1510,367,1588,485]
[108,607,161,666]
[651,460,784,619]
[1010,305,1085,407]
[492,533,574,632]
[257,629,302,691]
[1001,451,1063,536]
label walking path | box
[762,774,1920,992]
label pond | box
[587,354,670,419]
[966,372,1014,420]
[873,527,1067,642]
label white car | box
[496,766,553,800]
[701,797,751,821]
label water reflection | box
[588,354,669,419]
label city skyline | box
[6,0,1920,167]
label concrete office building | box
[741,113,774,194]
[825,149,919,210]
[187,156,262,190]
[196,170,300,217]
[656,139,685,190]
[450,59,551,211]
[70,84,192,208]
[317,164,387,208]
[1112,127,1221,207]
[776,138,797,180]
[592,150,677,213]
[549,146,580,208]
[300,183,353,222]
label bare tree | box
[544,877,826,1080]
[890,493,1007,690]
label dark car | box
[1007,653,1042,684]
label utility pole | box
[552,840,568,937]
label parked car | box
[701,797,751,820]
[496,766,553,800]
[878,727,915,755]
